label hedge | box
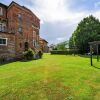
[50,50,79,55]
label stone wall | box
[0,32,15,61]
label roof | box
[39,38,48,43]
[0,2,8,8]
[8,1,40,20]
[89,41,100,45]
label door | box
[24,42,29,51]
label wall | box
[7,3,40,55]
[0,32,15,60]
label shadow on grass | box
[0,58,43,66]
[79,54,100,69]
[79,54,99,59]
[0,59,36,66]
[92,65,100,69]
[0,60,17,66]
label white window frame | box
[0,7,3,15]
[0,38,7,46]
[33,40,37,47]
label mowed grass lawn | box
[0,54,100,100]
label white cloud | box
[56,37,67,43]
[26,0,100,24]
[24,0,100,44]
[26,0,87,23]
[93,10,100,20]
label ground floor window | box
[0,38,7,45]
[33,40,37,47]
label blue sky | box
[1,0,100,44]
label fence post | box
[90,45,93,66]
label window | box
[18,13,23,33]
[18,13,22,25]
[0,24,2,31]
[18,27,23,33]
[2,26,6,32]
[19,43,22,48]
[18,14,22,20]
[0,38,7,45]
[0,7,3,15]
[33,40,37,47]
[0,23,7,32]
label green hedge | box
[50,50,79,55]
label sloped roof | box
[0,2,8,8]
[8,1,40,20]
[39,38,48,43]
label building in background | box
[49,44,56,51]
[39,38,49,53]
[0,1,40,60]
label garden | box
[0,54,100,100]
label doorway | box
[24,42,29,51]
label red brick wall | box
[39,39,49,52]
[0,5,7,19]
[7,3,40,55]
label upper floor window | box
[19,43,22,48]
[0,38,7,46]
[0,23,6,32]
[18,14,22,21]
[18,14,23,33]
[0,7,3,15]
[0,24,2,31]
[18,27,23,33]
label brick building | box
[0,1,40,61]
[39,38,49,53]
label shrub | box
[50,50,79,55]
[24,48,35,60]
[38,51,43,58]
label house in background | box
[0,1,40,61]
[49,44,56,51]
[39,38,49,53]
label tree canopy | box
[69,15,100,54]
[55,41,69,50]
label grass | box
[0,54,100,100]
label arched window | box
[0,7,3,15]
[18,13,22,22]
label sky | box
[1,0,100,45]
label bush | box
[38,51,43,58]
[24,48,35,60]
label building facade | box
[0,1,40,60]
[39,38,49,53]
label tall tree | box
[69,15,100,53]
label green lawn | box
[0,54,100,100]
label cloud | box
[3,0,100,44]
[25,0,88,23]
[25,0,100,24]
[25,0,68,23]
[93,10,100,20]
[23,0,100,44]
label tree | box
[69,15,100,54]
[56,41,69,50]
[69,33,75,49]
